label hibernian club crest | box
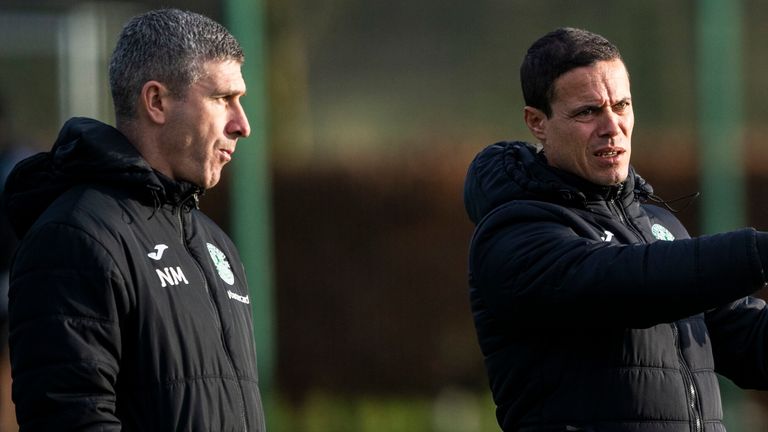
[206,242,235,285]
[651,224,675,241]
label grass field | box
[266,389,499,432]
[264,382,768,432]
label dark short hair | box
[520,27,623,117]
[109,8,244,121]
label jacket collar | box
[464,141,653,224]
[3,117,204,237]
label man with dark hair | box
[3,9,265,431]
[465,27,768,431]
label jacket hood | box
[3,117,198,237]
[463,141,653,224]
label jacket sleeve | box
[706,296,768,390]
[469,201,767,329]
[9,222,125,431]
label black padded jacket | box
[3,117,265,431]
[464,141,768,432]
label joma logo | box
[156,267,189,287]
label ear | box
[139,80,171,125]
[523,106,548,142]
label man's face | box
[161,60,250,189]
[525,59,633,186]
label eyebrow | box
[211,87,247,98]
[570,97,631,112]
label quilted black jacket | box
[464,141,768,431]
[3,117,265,431]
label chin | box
[206,177,222,190]
[612,175,629,186]
[595,173,627,186]
[608,167,629,184]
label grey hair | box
[109,8,244,121]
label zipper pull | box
[610,199,625,224]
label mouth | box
[594,148,625,158]
[219,148,234,162]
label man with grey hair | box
[3,9,265,431]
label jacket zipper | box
[609,195,701,430]
[672,323,702,432]
[177,200,250,431]
[608,198,644,242]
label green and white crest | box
[651,224,675,241]
[206,242,235,285]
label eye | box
[213,93,236,104]
[575,107,596,117]
[613,100,631,112]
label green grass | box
[261,385,768,432]
[265,390,500,432]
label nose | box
[598,110,622,139]
[226,101,251,138]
